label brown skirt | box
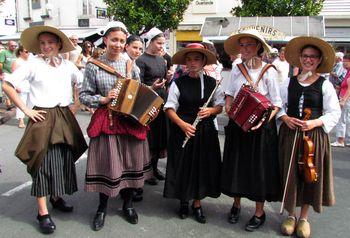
[85,134,152,197]
[279,123,335,213]
[15,106,88,177]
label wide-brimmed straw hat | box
[20,25,74,54]
[224,29,272,56]
[172,43,217,65]
[285,36,335,73]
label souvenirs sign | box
[237,25,286,41]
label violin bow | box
[280,127,300,214]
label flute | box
[182,72,223,148]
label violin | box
[280,108,318,214]
[298,108,318,184]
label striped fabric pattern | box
[31,144,77,197]
[85,134,152,197]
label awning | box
[200,16,325,42]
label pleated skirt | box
[31,144,77,197]
[85,134,152,197]
[221,119,281,202]
[279,123,335,213]
[163,120,222,201]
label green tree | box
[231,0,324,16]
[104,0,192,34]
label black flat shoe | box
[145,178,158,186]
[93,211,106,231]
[37,214,56,234]
[228,205,241,224]
[50,197,73,212]
[192,204,206,224]
[178,201,189,219]
[245,213,266,232]
[123,207,138,224]
[154,169,165,180]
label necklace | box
[297,71,313,82]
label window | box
[82,0,93,15]
[32,0,41,9]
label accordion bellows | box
[108,78,164,126]
[228,84,273,132]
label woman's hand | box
[23,108,47,122]
[281,115,304,130]
[151,78,166,90]
[100,88,118,105]
[251,117,266,131]
[180,121,196,138]
[300,119,322,131]
[198,107,213,119]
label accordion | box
[108,78,164,126]
[228,84,273,132]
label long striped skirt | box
[31,144,77,197]
[85,134,152,197]
[279,123,335,213]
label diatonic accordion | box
[228,84,273,132]
[108,78,164,126]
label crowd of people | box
[0,21,348,238]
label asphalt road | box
[0,111,349,238]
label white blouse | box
[5,56,81,108]
[164,75,225,111]
[277,77,341,133]
[225,62,282,108]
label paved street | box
[0,111,349,238]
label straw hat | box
[20,25,74,54]
[285,36,335,73]
[224,29,272,56]
[172,43,217,65]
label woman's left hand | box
[251,117,266,131]
[198,107,212,119]
[300,119,321,131]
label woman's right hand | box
[23,108,47,122]
[281,115,303,130]
[100,88,118,105]
[180,121,196,138]
[151,78,166,90]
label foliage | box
[104,0,192,34]
[231,0,324,16]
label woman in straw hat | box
[2,25,88,234]
[163,43,224,223]
[137,27,169,185]
[278,36,341,238]
[221,29,282,232]
[79,22,153,230]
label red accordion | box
[228,84,273,132]
[228,63,275,132]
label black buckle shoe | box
[37,214,56,234]
[192,204,206,224]
[50,197,73,212]
[132,188,143,202]
[178,201,189,219]
[245,213,266,232]
[123,207,138,224]
[93,211,106,231]
[145,178,158,186]
[154,169,165,180]
[228,205,241,224]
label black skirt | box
[163,119,221,201]
[147,108,168,157]
[221,119,281,202]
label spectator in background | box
[329,52,347,95]
[63,35,82,64]
[332,53,350,147]
[75,41,93,71]
[201,41,223,81]
[273,47,290,85]
[266,47,279,64]
[0,40,17,109]
[11,45,31,128]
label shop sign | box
[237,25,286,41]
[192,0,217,13]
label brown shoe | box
[296,219,311,238]
[281,216,296,236]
